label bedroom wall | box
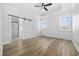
[21,16,40,39]
[0,4,2,56]
[40,10,72,40]
[72,14,79,53]
[72,3,79,53]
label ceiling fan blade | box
[35,5,42,7]
[44,3,52,6]
[44,7,48,11]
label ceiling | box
[5,3,73,16]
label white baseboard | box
[72,40,79,54]
[40,35,71,40]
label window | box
[59,16,71,31]
[40,20,48,30]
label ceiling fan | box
[35,3,52,11]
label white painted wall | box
[18,12,40,40]
[0,4,2,56]
[22,20,32,39]
[31,16,40,37]
[72,15,79,53]
[1,4,40,44]
[40,10,72,40]
[71,3,79,53]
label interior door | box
[11,17,19,41]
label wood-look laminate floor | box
[3,36,79,56]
